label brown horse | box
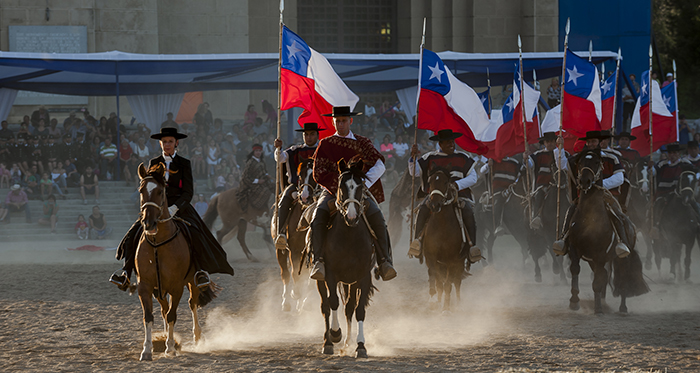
[271,158,318,312]
[135,163,216,361]
[421,169,469,310]
[202,187,274,262]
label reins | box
[577,155,603,193]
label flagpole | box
[588,40,593,62]
[648,44,654,230]
[611,48,621,135]
[518,34,532,222]
[555,17,570,241]
[487,67,496,234]
[673,59,678,120]
[409,17,426,255]
[275,0,284,208]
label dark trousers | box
[8,203,31,222]
[277,184,296,235]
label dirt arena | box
[0,233,698,372]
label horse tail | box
[612,249,650,298]
[202,195,220,228]
[197,281,221,308]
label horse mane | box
[338,155,367,180]
[145,163,167,186]
[297,157,313,176]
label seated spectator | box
[194,103,212,134]
[0,120,13,139]
[206,138,221,176]
[75,214,89,240]
[252,117,269,137]
[380,134,396,160]
[34,119,50,138]
[80,166,100,205]
[261,99,277,125]
[31,106,51,127]
[99,137,118,180]
[210,118,224,137]
[393,134,410,171]
[132,136,150,164]
[23,166,39,200]
[191,139,205,178]
[193,194,208,217]
[38,194,59,233]
[243,104,257,128]
[40,172,64,200]
[363,99,378,132]
[161,112,179,129]
[379,100,395,130]
[0,162,9,189]
[89,205,112,239]
[124,153,141,186]
[9,163,22,186]
[48,118,62,138]
[5,184,31,223]
[64,159,81,187]
[51,162,68,194]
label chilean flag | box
[631,70,677,157]
[600,70,616,130]
[562,49,602,138]
[540,104,579,153]
[417,49,491,154]
[280,26,359,138]
[482,65,541,160]
[477,88,492,118]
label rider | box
[683,140,700,169]
[110,127,234,291]
[600,130,631,210]
[553,130,632,258]
[309,106,397,282]
[273,122,322,249]
[236,143,273,213]
[650,143,700,236]
[528,132,568,230]
[484,155,522,234]
[408,129,482,263]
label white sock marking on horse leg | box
[344,317,353,348]
[331,309,340,331]
[166,321,175,354]
[142,321,153,357]
[357,321,365,344]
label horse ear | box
[337,158,348,173]
[156,162,167,177]
[138,163,147,180]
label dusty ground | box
[0,234,699,372]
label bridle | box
[428,171,458,206]
[296,165,318,206]
[677,170,696,198]
[335,171,366,219]
[139,176,174,231]
[577,154,603,193]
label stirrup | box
[468,246,483,263]
[615,243,631,258]
[109,270,130,291]
[378,261,397,281]
[408,239,421,258]
[530,216,543,230]
[194,270,211,290]
[310,260,326,281]
[553,240,567,256]
[275,234,288,250]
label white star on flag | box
[505,96,515,112]
[600,79,612,95]
[641,82,648,96]
[663,94,672,109]
[480,95,487,105]
[286,40,304,60]
[428,62,445,83]
[566,65,584,86]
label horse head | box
[678,170,697,206]
[138,162,168,234]
[336,156,366,227]
[576,149,603,193]
[296,157,316,205]
[427,168,454,213]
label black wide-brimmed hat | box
[600,130,613,139]
[538,132,557,143]
[665,143,682,152]
[321,106,362,117]
[429,129,463,141]
[579,130,606,141]
[688,140,699,149]
[151,127,187,140]
[295,122,325,132]
[614,131,637,141]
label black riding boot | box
[275,187,296,248]
[408,204,430,257]
[366,210,397,281]
[459,202,482,263]
[553,203,577,255]
[609,212,632,258]
[110,221,141,291]
[309,207,330,281]
[492,193,506,233]
[530,188,546,229]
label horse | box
[387,169,416,246]
[620,159,654,270]
[202,187,274,262]
[567,149,649,314]
[531,166,570,284]
[271,158,318,312]
[134,163,217,361]
[421,169,469,310]
[655,170,698,280]
[316,157,376,358]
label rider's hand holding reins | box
[274,139,283,149]
[411,144,420,159]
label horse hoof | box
[330,328,342,344]
[166,349,177,357]
[139,352,152,361]
[569,302,580,311]
[355,343,368,358]
[282,301,291,312]
[535,274,542,283]
[322,345,334,355]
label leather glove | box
[168,205,179,216]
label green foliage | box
[653,0,700,117]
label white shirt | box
[408,150,478,191]
[334,130,385,188]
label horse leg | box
[619,295,628,314]
[355,277,370,359]
[569,254,581,311]
[165,288,184,356]
[187,283,202,343]
[157,297,169,333]
[277,247,292,312]
[427,261,438,306]
[643,232,653,270]
[237,219,259,262]
[343,284,357,351]
[685,241,693,281]
[534,257,542,283]
[328,279,342,344]
[317,281,333,355]
[138,285,154,361]
[592,263,608,315]
[453,266,462,307]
